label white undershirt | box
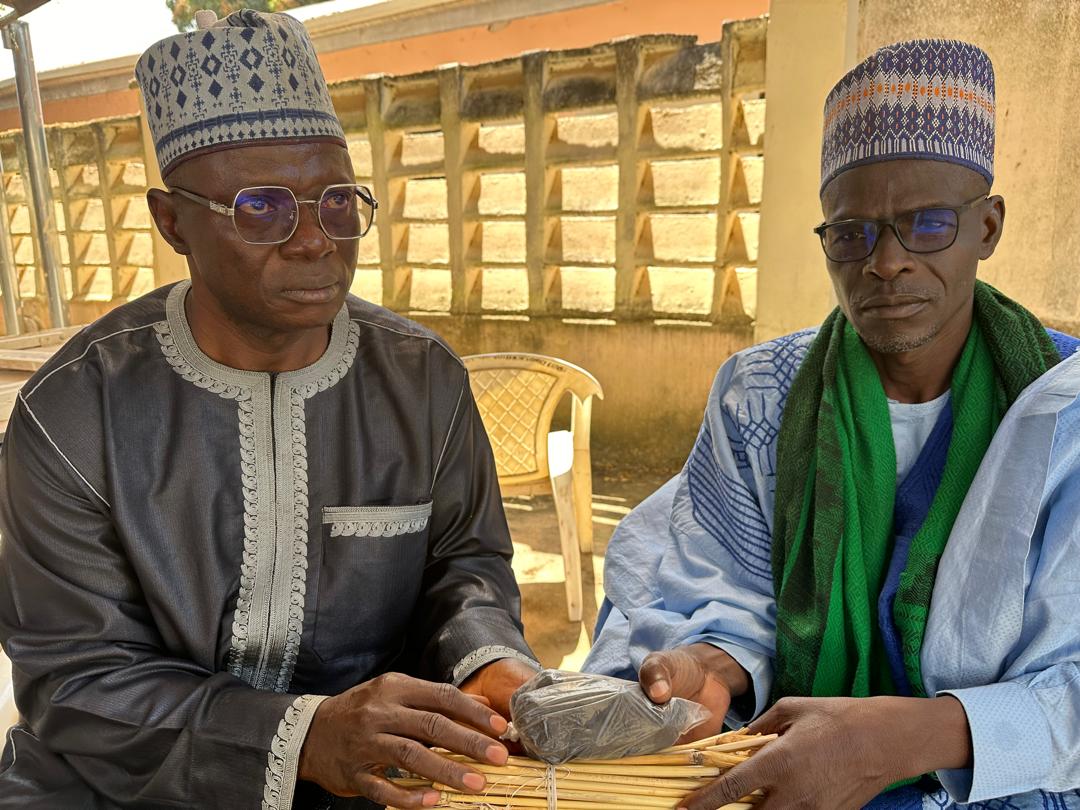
[888,390,951,486]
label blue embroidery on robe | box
[743,329,816,393]
[865,785,1080,809]
[737,329,816,477]
[687,427,772,582]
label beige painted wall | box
[756,0,1080,341]
[858,0,1080,333]
[415,314,753,470]
[753,0,855,342]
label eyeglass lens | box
[821,208,959,262]
[232,185,376,245]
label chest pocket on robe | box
[323,502,433,537]
[311,502,432,663]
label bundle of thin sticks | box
[390,728,775,810]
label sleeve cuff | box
[686,635,773,727]
[935,682,1053,803]
[451,645,541,686]
[262,694,329,810]
[425,604,536,683]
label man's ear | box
[147,189,192,256]
[979,195,1005,260]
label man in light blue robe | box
[585,38,1080,810]
[587,333,1080,809]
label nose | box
[863,223,911,282]
[280,200,334,260]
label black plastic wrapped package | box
[507,669,710,764]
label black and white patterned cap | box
[135,9,347,176]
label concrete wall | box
[755,0,1080,340]
[754,0,854,341]
[0,27,767,468]
[0,0,767,129]
[314,0,767,82]
[414,314,751,469]
[0,57,141,131]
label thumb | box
[639,652,676,704]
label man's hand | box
[298,672,510,806]
[678,696,973,810]
[460,657,538,719]
[638,643,750,742]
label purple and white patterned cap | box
[135,9,346,176]
[820,39,995,194]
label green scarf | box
[772,281,1060,701]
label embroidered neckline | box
[163,279,353,392]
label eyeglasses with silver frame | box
[169,183,379,245]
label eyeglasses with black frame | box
[813,194,987,263]
[168,183,379,245]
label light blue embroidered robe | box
[585,330,1080,809]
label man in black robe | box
[0,10,537,809]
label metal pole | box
[3,19,66,328]
[0,152,20,335]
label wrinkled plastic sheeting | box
[508,669,710,764]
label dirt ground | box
[506,468,673,671]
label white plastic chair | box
[465,353,603,622]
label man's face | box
[819,160,1000,355]
[164,141,360,334]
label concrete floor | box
[505,469,672,671]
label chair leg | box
[551,466,583,623]
[571,448,594,554]
[570,396,594,554]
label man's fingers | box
[639,652,675,703]
[405,679,508,735]
[384,735,491,794]
[747,696,799,736]
[354,772,441,808]
[677,758,768,810]
[402,708,509,766]
[746,708,778,737]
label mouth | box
[858,295,930,320]
[280,281,342,305]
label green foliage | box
[167,0,328,31]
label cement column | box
[753,0,858,343]
[523,52,557,314]
[364,76,407,311]
[614,40,648,317]
[439,65,480,315]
